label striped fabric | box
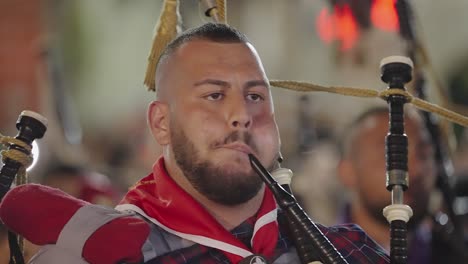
[124,209,390,263]
[118,158,390,264]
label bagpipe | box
[0,113,152,264]
[247,56,426,264]
[0,111,47,264]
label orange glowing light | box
[371,0,399,32]
[316,4,360,51]
[334,4,359,50]
[316,7,335,43]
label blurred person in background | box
[41,163,120,206]
[337,106,467,263]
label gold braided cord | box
[0,134,33,255]
[0,135,31,151]
[416,45,459,153]
[378,88,412,100]
[410,11,458,153]
[215,0,227,23]
[144,0,180,91]
[270,80,379,97]
[0,148,32,170]
[0,134,32,193]
[379,89,468,126]
[451,103,468,118]
[411,97,468,127]
[412,12,452,109]
[270,80,468,128]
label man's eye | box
[206,93,224,101]
[247,93,264,102]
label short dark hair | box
[155,23,250,96]
[340,107,389,158]
[159,23,249,64]
[339,106,426,159]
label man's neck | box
[351,202,421,255]
[351,202,391,251]
[164,157,265,230]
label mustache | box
[212,131,258,153]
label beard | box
[171,123,275,206]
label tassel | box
[203,0,227,23]
[215,0,227,23]
[144,0,181,92]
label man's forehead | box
[155,39,267,98]
[170,40,266,78]
[174,39,257,59]
[359,113,388,134]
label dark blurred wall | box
[0,0,46,134]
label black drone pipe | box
[0,111,47,264]
[381,57,413,264]
[249,154,348,264]
[395,2,467,261]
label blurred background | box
[2,1,468,260]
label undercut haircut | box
[155,23,250,97]
[340,107,389,159]
[340,106,425,159]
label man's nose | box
[228,96,252,129]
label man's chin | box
[222,166,256,181]
[213,155,253,172]
[194,167,263,206]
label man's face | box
[351,112,436,228]
[156,40,280,205]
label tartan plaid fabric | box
[318,224,390,264]
[143,211,390,264]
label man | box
[2,23,389,264]
[337,106,466,263]
[114,23,390,263]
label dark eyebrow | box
[194,79,230,88]
[193,78,269,90]
[245,80,269,90]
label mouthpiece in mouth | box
[248,154,274,186]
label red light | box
[334,4,359,50]
[316,8,335,43]
[316,4,359,51]
[371,0,399,32]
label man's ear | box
[148,101,170,145]
[337,158,357,189]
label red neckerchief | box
[118,157,279,263]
